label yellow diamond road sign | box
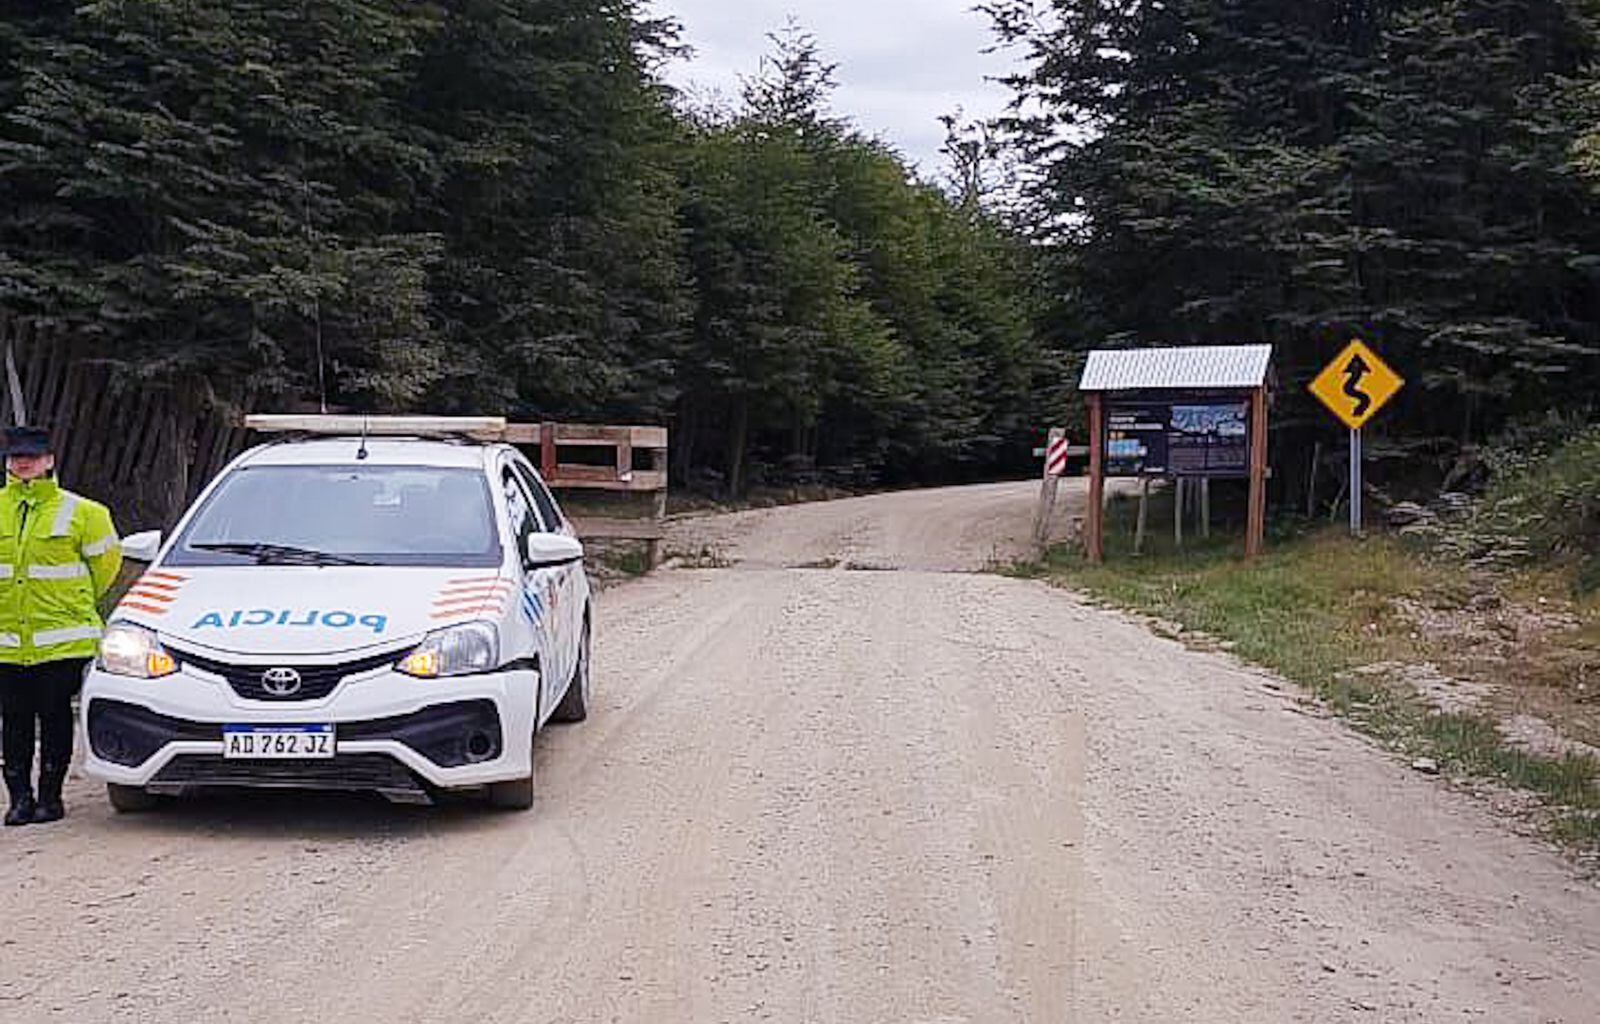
[1309,340,1404,431]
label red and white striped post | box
[1033,427,1068,548]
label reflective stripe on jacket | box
[0,476,122,665]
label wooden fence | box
[0,318,671,562]
[0,317,249,531]
[505,423,670,566]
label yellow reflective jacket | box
[0,476,122,665]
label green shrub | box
[1479,425,1600,589]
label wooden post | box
[1201,478,1211,540]
[1086,394,1105,564]
[1133,477,1150,555]
[1246,386,1269,559]
[540,421,557,479]
[167,392,192,530]
[4,321,26,426]
[1306,441,1322,516]
[1032,426,1065,549]
[1174,478,1185,549]
[648,446,669,569]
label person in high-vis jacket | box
[0,426,121,825]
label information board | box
[1104,400,1251,478]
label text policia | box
[190,608,390,635]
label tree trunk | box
[674,404,697,486]
[726,396,749,498]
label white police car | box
[80,416,592,812]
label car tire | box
[488,773,534,810]
[106,783,159,813]
[550,616,591,724]
[489,702,537,811]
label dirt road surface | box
[3,481,1597,1022]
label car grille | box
[149,753,424,797]
[173,647,402,702]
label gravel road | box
[2,480,1596,1022]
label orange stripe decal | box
[438,583,513,597]
[434,590,510,604]
[431,602,505,618]
[433,591,509,605]
[125,589,177,604]
[144,572,188,583]
[119,602,169,616]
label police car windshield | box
[167,465,502,568]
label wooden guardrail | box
[505,422,670,568]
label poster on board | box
[1104,400,1250,477]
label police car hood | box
[112,565,516,657]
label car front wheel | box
[106,783,160,813]
[551,617,591,724]
[487,773,534,810]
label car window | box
[167,465,501,568]
[513,463,564,533]
[502,467,541,570]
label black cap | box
[3,426,52,457]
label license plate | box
[222,725,335,759]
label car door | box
[513,461,583,663]
[500,462,566,718]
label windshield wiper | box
[190,542,374,566]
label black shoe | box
[4,796,36,826]
[3,767,35,826]
[34,764,66,823]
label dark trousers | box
[0,659,89,786]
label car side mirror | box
[122,530,163,563]
[525,533,584,569]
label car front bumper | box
[79,661,539,798]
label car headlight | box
[396,621,499,679]
[99,622,178,679]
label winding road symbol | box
[1309,340,1404,430]
[1342,353,1373,419]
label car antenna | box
[356,417,370,461]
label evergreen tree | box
[0,0,444,405]
[988,0,1600,495]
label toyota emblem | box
[260,667,303,697]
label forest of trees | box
[988,0,1600,499]
[3,1,1598,502]
[0,2,1051,495]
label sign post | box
[1087,396,1106,563]
[1032,430,1091,549]
[1309,340,1404,537]
[1349,428,1361,537]
[1033,427,1066,547]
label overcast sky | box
[648,0,1016,178]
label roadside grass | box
[1013,489,1600,853]
[590,541,652,578]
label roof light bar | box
[244,415,509,441]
